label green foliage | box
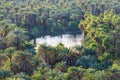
[0,69,10,79]
[63,67,85,80]
[0,0,83,36]
[75,55,97,68]
[79,10,120,55]
[7,72,31,80]
[112,59,120,70]
[55,61,67,72]
[21,41,35,55]
[0,0,120,79]
[83,69,111,80]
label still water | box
[36,33,84,48]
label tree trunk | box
[15,36,20,50]
[33,37,36,45]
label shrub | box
[111,59,120,70]
[0,69,10,79]
[75,55,97,68]
[83,69,111,80]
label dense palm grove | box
[0,0,120,80]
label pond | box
[36,34,84,48]
[36,33,84,48]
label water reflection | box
[36,33,84,48]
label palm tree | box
[12,51,32,74]
[0,54,6,66]
[0,19,12,37]
[6,27,28,49]
[5,47,15,63]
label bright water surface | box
[36,33,84,48]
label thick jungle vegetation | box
[0,0,120,80]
